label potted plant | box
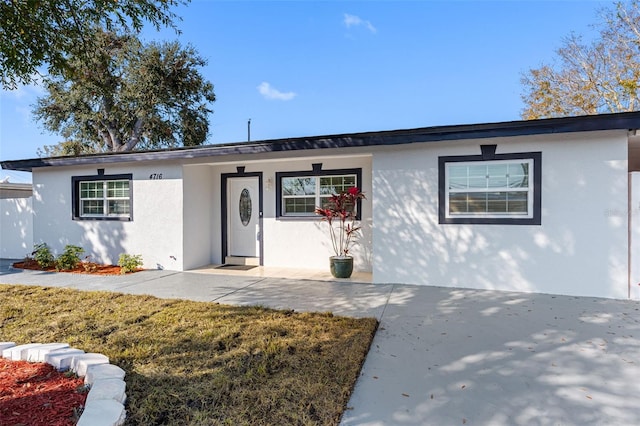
[315,187,366,278]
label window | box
[439,152,541,225]
[276,167,362,218]
[72,173,133,220]
[281,175,356,215]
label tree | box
[34,31,216,153]
[521,1,640,119]
[0,0,186,89]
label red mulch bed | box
[13,259,134,275]
[0,359,87,425]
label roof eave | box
[3,112,640,172]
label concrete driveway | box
[342,286,640,425]
[2,260,639,425]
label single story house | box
[3,112,640,300]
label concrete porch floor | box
[189,264,373,283]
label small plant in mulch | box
[117,253,143,274]
[32,242,55,269]
[14,244,143,275]
[13,259,126,275]
[55,245,83,271]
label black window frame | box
[276,165,363,220]
[438,151,541,225]
[72,172,133,221]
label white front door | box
[227,177,260,257]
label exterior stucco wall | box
[630,172,640,299]
[210,155,373,271]
[25,127,633,299]
[1,197,33,258]
[372,130,630,299]
[32,163,184,270]
[183,165,213,270]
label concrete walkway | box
[2,260,640,425]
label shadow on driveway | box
[342,285,640,425]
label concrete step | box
[224,256,260,266]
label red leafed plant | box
[315,187,366,257]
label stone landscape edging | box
[0,342,126,426]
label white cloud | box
[257,82,297,101]
[1,74,45,100]
[343,13,377,34]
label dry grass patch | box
[0,285,378,425]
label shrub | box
[56,245,84,271]
[118,254,143,274]
[32,243,55,269]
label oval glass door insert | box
[239,188,252,226]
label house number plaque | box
[239,188,252,226]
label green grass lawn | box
[0,284,378,425]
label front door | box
[227,176,260,258]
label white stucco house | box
[3,112,640,299]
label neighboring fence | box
[1,197,33,259]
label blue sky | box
[0,0,612,181]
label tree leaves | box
[33,30,215,154]
[0,0,187,89]
[521,1,640,119]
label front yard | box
[0,284,378,425]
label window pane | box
[449,193,468,213]
[108,200,130,215]
[449,177,468,190]
[80,181,103,199]
[508,162,528,176]
[449,166,468,178]
[468,165,486,177]
[282,178,315,196]
[319,179,335,195]
[82,200,104,215]
[319,175,356,195]
[107,181,129,198]
[487,177,508,188]
[466,193,487,212]
[320,196,356,213]
[507,192,528,213]
[487,164,508,178]
[508,163,529,188]
[468,177,487,189]
[284,197,315,214]
[487,165,508,188]
[449,191,530,215]
[487,192,508,213]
